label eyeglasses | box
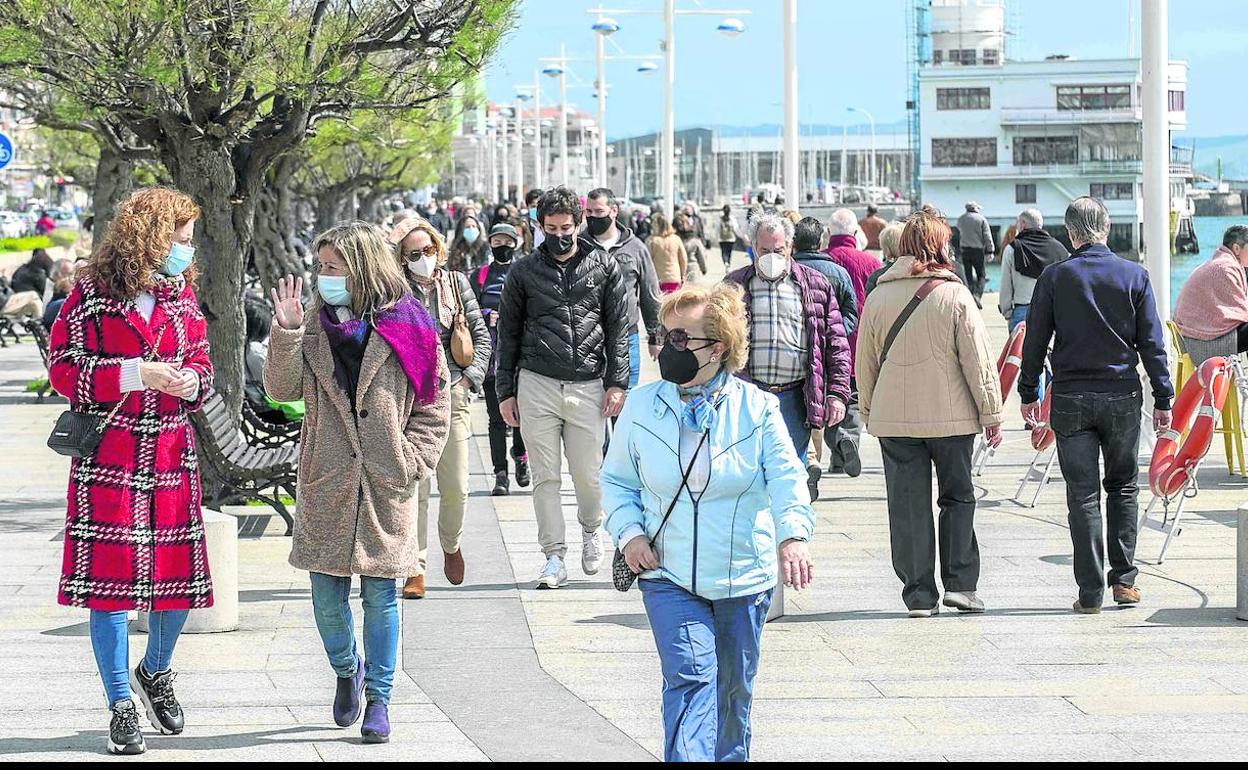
[659,327,718,351]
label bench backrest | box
[195,390,246,460]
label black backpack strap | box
[879,279,944,365]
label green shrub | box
[49,230,77,249]
[0,236,53,253]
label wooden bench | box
[240,397,302,450]
[27,323,54,402]
[192,389,298,536]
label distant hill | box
[1177,135,1248,181]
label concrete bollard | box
[137,509,239,634]
[1239,504,1248,622]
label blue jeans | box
[639,578,773,762]
[628,332,641,389]
[774,386,809,464]
[90,609,190,708]
[309,573,399,704]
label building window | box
[937,87,991,110]
[1057,84,1132,111]
[932,138,997,167]
[1078,123,1141,163]
[982,48,1000,66]
[949,48,978,66]
[1013,136,1079,166]
[933,49,943,65]
[1090,183,1134,201]
[1169,90,1186,111]
[1016,184,1037,204]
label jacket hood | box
[877,254,962,286]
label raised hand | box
[270,275,305,331]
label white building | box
[918,0,1190,257]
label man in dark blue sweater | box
[1019,197,1173,615]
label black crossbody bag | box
[612,430,710,592]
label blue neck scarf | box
[678,368,729,433]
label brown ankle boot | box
[1113,584,1141,605]
[444,550,465,586]
[402,575,425,600]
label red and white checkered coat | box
[49,276,215,612]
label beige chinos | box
[415,383,472,574]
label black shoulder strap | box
[650,430,710,547]
[879,279,944,365]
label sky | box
[483,0,1246,141]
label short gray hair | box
[1223,225,1248,249]
[1017,208,1043,230]
[1065,197,1110,243]
[748,213,794,246]
[827,208,858,236]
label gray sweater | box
[597,226,662,339]
[957,210,995,252]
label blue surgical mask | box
[463,227,480,244]
[163,242,195,276]
[318,275,351,307]
[529,207,538,221]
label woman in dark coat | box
[48,187,214,756]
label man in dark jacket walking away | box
[497,187,631,590]
[726,213,852,500]
[1019,197,1173,615]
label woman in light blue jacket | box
[602,282,816,763]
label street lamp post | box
[1142,0,1170,326]
[782,0,799,210]
[501,108,510,203]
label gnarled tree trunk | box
[251,156,305,294]
[91,145,135,241]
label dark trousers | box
[826,378,862,469]
[483,376,526,474]
[719,242,734,266]
[880,435,980,610]
[960,247,987,299]
[1050,391,1143,605]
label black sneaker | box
[515,456,531,488]
[108,700,147,756]
[837,437,862,478]
[491,471,510,496]
[806,465,821,502]
[132,663,185,735]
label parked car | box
[0,211,26,239]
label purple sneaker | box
[361,700,390,744]
[333,654,365,727]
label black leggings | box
[483,377,526,474]
[719,242,734,266]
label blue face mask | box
[162,242,195,276]
[318,275,351,307]
[529,207,538,221]
[463,227,480,244]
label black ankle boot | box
[492,470,510,496]
[515,456,531,488]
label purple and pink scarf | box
[319,294,441,405]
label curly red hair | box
[87,187,201,299]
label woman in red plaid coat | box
[48,188,214,756]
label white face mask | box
[407,255,436,280]
[756,252,789,281]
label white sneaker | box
[908,605,941,619]
[536,555,568,589]
[581,529,604,576]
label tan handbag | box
[449,274,475,369]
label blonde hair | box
[879,222,906,263]
[659,283,750,374]
[781,209,801,225]
[389,215,449,267]
[314,222,411,318]
[88,187,201,299]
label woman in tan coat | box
[856,210,1002,618]
[265,222,450,743]
[646,212,688,293]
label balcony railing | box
[1000,106,1142,125]
[921,159,1144,178]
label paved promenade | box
[2,262,1248,760]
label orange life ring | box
[997,323,1026,402]
[1149,356,1233,499]
[1031,389,1055,451]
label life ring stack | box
[1149,356,1234,499]
[997,323,1026,403]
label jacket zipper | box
[563,255,578,358]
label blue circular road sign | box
[0,132,13,171]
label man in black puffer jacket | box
[496,186,630,590]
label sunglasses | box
[659,326,718,351]
[403,244,439,259]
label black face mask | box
[548,233,577,256]
[586,214,613,237]
[491,244,515,264]
[658,343,714,385]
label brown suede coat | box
[264,313,451,578]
